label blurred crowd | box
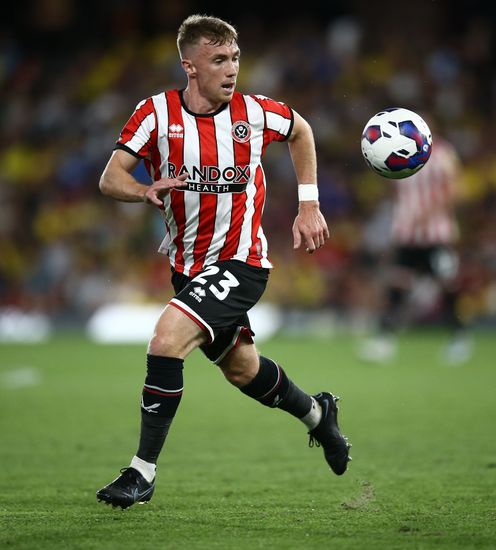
[1,0,495,330]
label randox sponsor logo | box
[184,182,248,194]
[167,162,250,183]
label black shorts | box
[169,260,269,364]
[394,245,459,280]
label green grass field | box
[1,331,495,549]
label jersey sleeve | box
[251,95,294,142]
[115,97,156,159]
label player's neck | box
[182,87,224,115]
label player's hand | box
[143,173,189,209]
[292,202,329,254]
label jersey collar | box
[179,89,230,117]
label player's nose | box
[226,61,238,76]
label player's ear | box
[182,58,196,77]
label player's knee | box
[148,314,208,358]
[148,329,199,358]
[148,332,176,357]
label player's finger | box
[293,227,301,249]
[145,195,165,210]
[305,236,316,253]
[154,174,189,189]
[313,231,323,248]
[175,172,189,184]
[145,191,164,207]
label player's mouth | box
[221,82,236,93]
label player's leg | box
[135,305,207,470]
[441,288,472,364]
[431,246,472,364]
[97,260,264,508]
[357,279,407,362]
[216,336,351,475]
[358,247,417,362]
[96,305,207,509]
[378,247,424,334]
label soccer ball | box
[361,108,432,179]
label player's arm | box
[287,110,329,253]
[99,149,187,208]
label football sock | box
[380,287,406,333]
[443,289,464,332]
[300,397,322,430]
[130,455,156,483]
[136,355,184,464]
[240,356,313,419]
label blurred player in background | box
[359,133,472,365]
[96,14,351,509]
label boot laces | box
[308,434,321,448]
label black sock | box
[380,287,406,333]
[136,354,184,464]
[443,289,464,332]
[240,356,312,418]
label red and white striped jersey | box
[391,137,460,246]
[116,89,294,277]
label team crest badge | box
[231,121,251,143]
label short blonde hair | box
[177,14,238,56]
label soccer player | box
[358,133,472,364]
[96,15,351,509]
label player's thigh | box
[171,260,269,344]
[148,303,208,358]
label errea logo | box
[189,286,206,303]
[168,124,183,138]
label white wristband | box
[298,184,319,202]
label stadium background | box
[2,3,496,548]
[1,0,496,338]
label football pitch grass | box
[0,331,495,549]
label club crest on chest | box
[231,121,251,143]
